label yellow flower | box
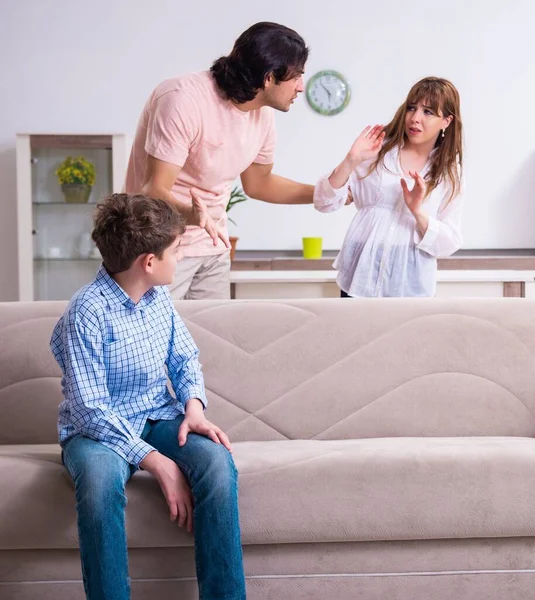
[56,155,96,186]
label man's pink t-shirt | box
[124,71,276,257]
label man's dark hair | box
[92,193,186,274]
[210,22,309,104]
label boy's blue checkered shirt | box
[50,265,207,467]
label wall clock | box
[306,70,351,116]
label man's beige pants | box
[169,253,231,300]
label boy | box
[50,193,245,600]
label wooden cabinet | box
[230,270,535,299]
[16,134,129,300]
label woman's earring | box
[441,128,446,138]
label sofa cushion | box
[2,436,535,550]
[3,299,535,445]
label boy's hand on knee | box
[179,399,233,452]
[140,451,193,532]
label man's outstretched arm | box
[240,162,314,205]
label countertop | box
[231,249,535,272]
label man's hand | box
[178,398,232,452]
[191,191,231,248]
[140,451,193,532]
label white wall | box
[1,0,534,300]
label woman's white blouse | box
[313,146,464,297]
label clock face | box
[306,70,351,116]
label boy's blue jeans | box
[62,415,246,600]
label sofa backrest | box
[1,298,535,445]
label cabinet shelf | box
[34,257,100,262]
[32,202,97,206]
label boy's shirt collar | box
[95,264,158,310]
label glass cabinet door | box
[17,134,128,300]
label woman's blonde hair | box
[368,77,463,205]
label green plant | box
[56,156,96,186]
[226,186,248,226]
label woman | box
[314,77,464,297]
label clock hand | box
[320,82,332,100]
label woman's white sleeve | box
[416,180,465,258]
[313,172,351,214]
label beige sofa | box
[2,298,535,599]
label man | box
[125,21,314,299]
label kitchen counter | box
[231,249,535,272]
[229,250,535,299]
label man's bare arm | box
[142,155,229,247]
[142,156,193,218]
[240,162,314,205]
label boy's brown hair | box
[92,193,186,273]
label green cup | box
[302,237,323,259]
